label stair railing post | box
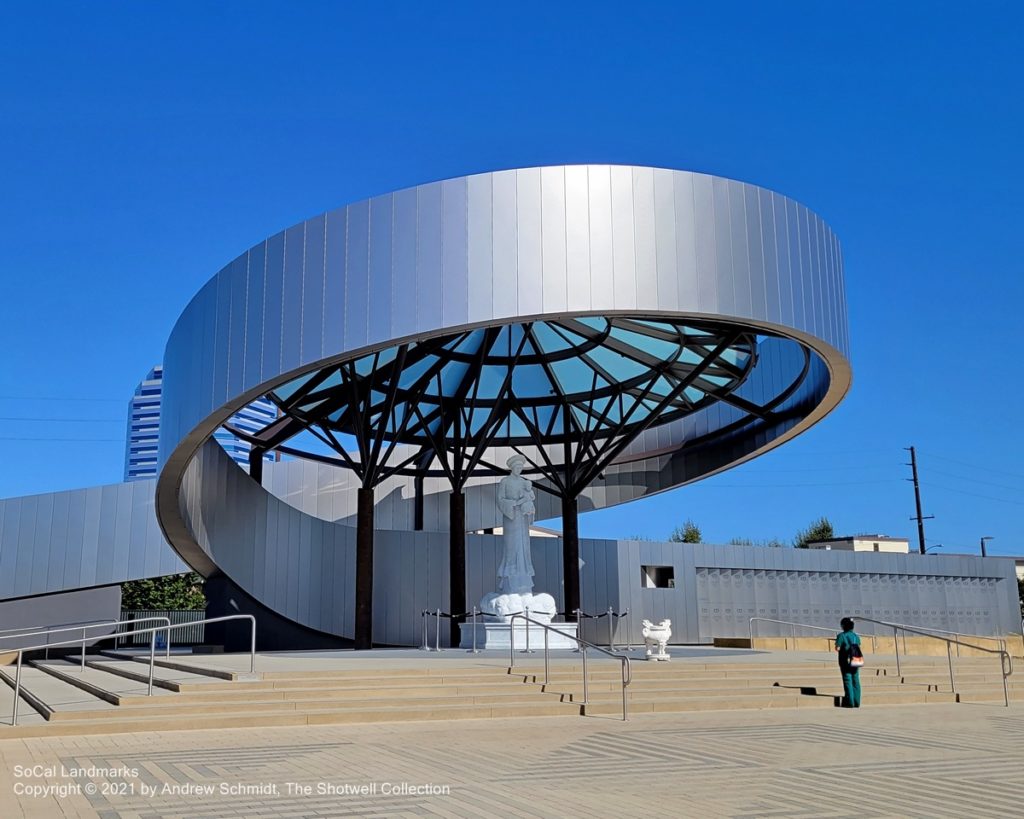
[608,607,614,651]
[946,640,956,696]
[573,608,582,653]
[1001,652,1009,708]
[420,611,429,651]
[582,644,589,706]
[525,607,532,653]
[12,651,22,726]
[148,629,156,696]
[249,616,256,674]
[509,614,516,669]
[470,606,479,654]
[893,626,901,678]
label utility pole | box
[905,446,933,555]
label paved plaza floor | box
[1,700,1021,818]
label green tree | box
[729,537,787,548]
[669,519,702,543]
[793,517,834,549]
[121,572,206,610]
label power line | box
[924,482,1024,507]
[923,466,1024,493]
[918,450,1024,481]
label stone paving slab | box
[1,702,1021,818]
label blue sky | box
[1,3,1021,557]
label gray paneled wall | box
[610,541,1020,644]
[0,480,187,600]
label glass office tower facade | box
[124,365,276,481]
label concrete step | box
[0,666,117,721]
[0,698,581,738]
[81,658,264,692]
[581,689,961,716]
[101,651,257,681]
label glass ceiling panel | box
[453,329,486,357]
[608,326,680,361]
[511,363,551,397]
[532,322,575,354]
[438,359,471,394]
[397,355,435,389]
[585,344,648,381]
[273,371,319,402]
[549,323,592,349]
[576,316,608,332]
[475,365,507,399]
[549,356,604,395]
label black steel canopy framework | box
[233,316,762,480]
[222,314,815,647]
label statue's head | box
[506,454,526,475]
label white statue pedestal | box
[459,620,579,650]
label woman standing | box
[835,617,863,708]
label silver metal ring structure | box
[156,165,851,649]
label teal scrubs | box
[835,630,862,708]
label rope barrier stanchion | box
[607,606,615,651]
[469,606,479,654]
[420,610,430,651]
[524,606,534,653]
[582,643,589,706]
[544,628,550,686]
[435,608,443,652]
[573,608,582,653]
[623,609,632,651]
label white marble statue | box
[642,619,672,661]
[496,454,536,594]
[479,455,555,623]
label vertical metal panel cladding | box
[151,165,854,642]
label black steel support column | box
[561,494,580,621]
[449,490,466,647]
[248,448,264,484]
[354,487,375,650]
[414,475,424,531]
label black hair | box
[840,617,854,631]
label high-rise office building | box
[123,365,163,481]
[124,365,276,481]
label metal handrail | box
[857,616,1012,706]
[508,613,632,721]
[749,614,1013,706]
[748,617,882,654]
[879,620,1007,657]
[0,618,117,637]
[0,617,173,667]
[4,614,256,726]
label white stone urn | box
[641,619,672,661]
